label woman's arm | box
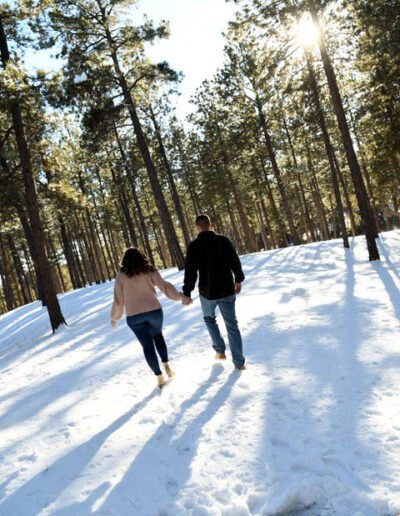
[110,273,124,323]
[152,271,183,302]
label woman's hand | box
[111,320,117,329]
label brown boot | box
[157,374,166,388]
[215,353,227,360]
[235,365,246,370]
[163,362,175,378]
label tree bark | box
[0,17,66,330]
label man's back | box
[183,230,245,300]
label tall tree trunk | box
[216,126,258,252]
[304,48,349,248]
[21,238,36,301]
[83,210,104,283]
[149,105,191,247]
[310,5,379,260]
[74,214,97,284]
[7,233,30,304]
[255,201,271,250]
[105,220,120,271]
[175,139,202,217]
[47,235,66,293]
[112,124,155,264]
[101,19,184,269]
[59,218,79,289]
[348,108,380,234]
[282,118,314,242]
[0,155,44,302]
[260,160,289,247]
[304,136,330,240]
[0,233,16,311]
[332,152,358,237]
[216,164,244,252]
[70,230,87,286]
[255,97,300,245]
[0,17,66,330]
[261,198,278,248]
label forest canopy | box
[0,0,399,330]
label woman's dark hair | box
[120,247,155,277]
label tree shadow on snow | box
[0,390,155,516]
[241,247,390,514]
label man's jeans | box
[199,294,245,368]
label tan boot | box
[163,362,175,378]
[157,373,166,388]
[215,353,227,360]
[235,365,246,370]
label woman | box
[111,247,190,388]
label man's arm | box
[182,242,198,297]
[225,238,245,284]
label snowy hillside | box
[1,232,400,516]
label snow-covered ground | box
[1,232,400,516]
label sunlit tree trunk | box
[310,5,379,260]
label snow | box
[1,231,400,516]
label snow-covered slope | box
[1,232,400,516]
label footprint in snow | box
[177,444,190,455]
[165,478,179,496]
[17,454,36,463]
[270,437,293,453]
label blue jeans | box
[199,294,245,368]
[126,308,168,376]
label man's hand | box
[181,295,193,306]
[111,320,117,329]
[235,283,242,294]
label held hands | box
[180,293,193,306]
[111,320,117,329]
[235,283,242,294]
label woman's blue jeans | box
[126,308,168,376]
[199,294,245,368]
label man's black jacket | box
[182,230,245,300]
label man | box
[182,214,246,370]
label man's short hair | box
[196,214,211,230]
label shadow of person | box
[95,365,240,515]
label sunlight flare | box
[297,13,320,47]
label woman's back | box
[111,270,181,320]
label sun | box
[297,14,320,47]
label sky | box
[135,0,237,117]
[23,0,238,120]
